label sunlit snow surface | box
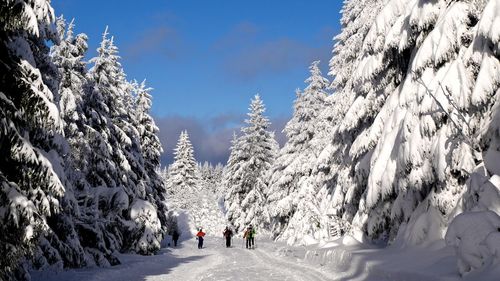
[31,236,500,281]
[32,237,330,281]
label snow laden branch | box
[413,71,482,174]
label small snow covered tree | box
[199,162,225,195]
[0,1,66,279]
[266,61,329,240]
[166,131,199,209]
[192,162,227,234]
[224,95,278,231]
[212,163,225,197]
[165,131,225,234]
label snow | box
[411,2,468,74]
[485,148,500,176]
[31,234,500,281]
[130,199,162,254]
[445,210,500,276]
[478,0,500,45]
[32,237,332,281]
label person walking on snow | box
[172,230,180,247]
[223,226,233,248]
[243,225,256,249]
[196,228,206,249]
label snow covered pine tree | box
[224,95,278,232]
[133,80,168,247]
[0,1,65,279]
[166,130,199,210]
[36,15,92,271]
[266,61,329,244]
[85,27,163,259]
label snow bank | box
[130,199,162,254]
[445,210,500,276]
[394,198,446,248]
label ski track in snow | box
[33,237,332,281]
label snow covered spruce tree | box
[104,41,164,256]
[127,81,167,254]
[166,131,199,210]
[134,80,168,238]
[165,131,227,234]
[319,0,385,230]
[442,0,500,275]
[346,0,500,245]
[89,28,147,199]
[32,16,91,271]
[77,27,162,261]
[199,162,224,195]
[74,27,127,265]
[0,1,66,279]
[224,95,278,231]
[266,61,329,242]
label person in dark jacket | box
[196,228,206,249]
[172,230,180,247]
[222,226,233,248]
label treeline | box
[221,0,500,276]
[0,1,166,280]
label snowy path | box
[33,237,333,281]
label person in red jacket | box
[196,228,206,249]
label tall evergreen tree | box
[132,80,167,252]
[322,0,395,234]
[347,0,499,243]
[267,61,329,240]
[224,95,278,231]
[89,30,145,196]
[85,27,120,190]
[33,16,91,271]
[0,1,66,279]
[86,27,163,257]
[134,80,167,208]
[73,27,127,265]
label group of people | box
[218,225,256,249]
[180,225,256,249]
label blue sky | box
[52,0,343,165]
